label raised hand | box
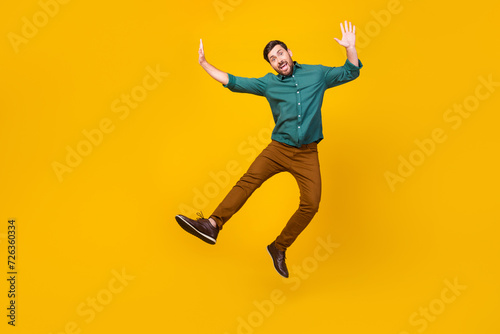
[197,38,229,85]
[334,21,356,49]
[199,38,206,65]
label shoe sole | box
[267,245,289,278]
[175,215,216,245]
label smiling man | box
[176,21,363,278]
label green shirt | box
[223,59,363,147]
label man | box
[176,21,363,278]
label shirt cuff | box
[345,58,363,70]
[223,73,236,89]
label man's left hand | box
[334,21,356,49]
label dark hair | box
[263,40,288,63]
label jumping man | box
[176,21,363,278]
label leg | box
[210,141,288,229]
[274,144,321,251]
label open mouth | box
[279,62,288,71]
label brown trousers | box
[210,140,321,251]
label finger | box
[200,38,204,51]
[353,25,356,35]
[349,21,352,33]
[334,37,346,46]
[345,20,348,33]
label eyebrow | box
[269,49,285,59]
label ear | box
[287,49,293,57]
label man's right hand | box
[199,39,206,65]
[198,38,229,85]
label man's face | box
[267,45,293,76]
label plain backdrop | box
[1,0,499,333]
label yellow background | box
[1,0,499,333]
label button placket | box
[293,75,303,143]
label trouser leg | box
[274,145,321,251]
[210,141,287,230]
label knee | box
[300,196,320,214]
[310,200,320,214]
[235,174,262,193]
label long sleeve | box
[322,59,363,89]
[223,73,271,96]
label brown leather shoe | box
[267,242,289,278]
[175,213,219,245]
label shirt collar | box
[278,61,301,80]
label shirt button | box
[295,84,298,86]
[298,126,301,128]
[298,103,300,105]
[298,115,301,117]
[297,91,299,94]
